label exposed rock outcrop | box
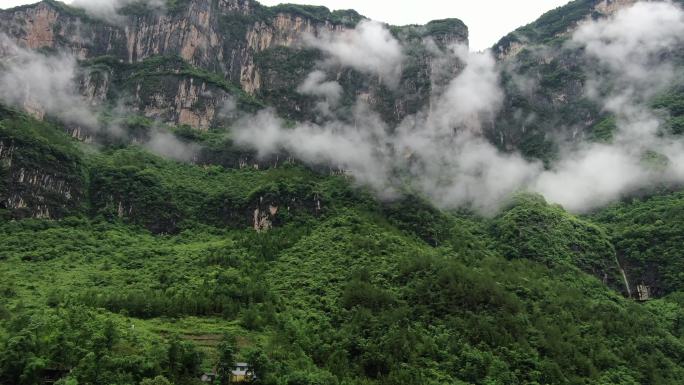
[0,137,84,219]
[0,0,469,130]
[130,76,232,130]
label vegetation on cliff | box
[1,108,684,385]
[1,1,684,385]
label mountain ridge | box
[1,1,684,384]
[0,0,468,131]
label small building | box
[232,362,252,383]
[200,372,217,383]
[636,283,651,301]
[200,363,253,383]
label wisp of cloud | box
[70,0,166,24]
[533,1,684,211]
[0,33,199,162]
[0,34,99,129]
[303,20,405,88]
[3,1,683,214]
[235,2,684,214]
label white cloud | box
[0,34,99,129]
[573,1,684,90]
[144,128,200,161]
[297,70,343,104]
[234,45,540,213]
[304,20,404,87]
[232,105,396,196]
[70,0,166,24]
[533,1,684,212]
[297,70,343,116]
[533,144,652,212]
[234,2,684,214]
[0,34,201,162]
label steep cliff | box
[1,0,682,297]
[0,105,85,219]
[0,0,468,129]
[490,0,684,162]
[493,0,637,60]
[2,2,684,384]
[489,0,684,299]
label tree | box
[216,334,236,385]
[167,335,202,380]
[244,346,271,384]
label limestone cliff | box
[0,0,468,129]
[0,107,85,219]
[488,0,648,161]
[494,0,637,61]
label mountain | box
[491,0,684,162]
[1,1,684,385]
[0,0,466,128]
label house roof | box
[232,363,249,376]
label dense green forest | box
[1,0,684,384]
[2,105,684,385]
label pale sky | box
[1,0,571,50]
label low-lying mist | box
[1,1,683,215]
[0,34,199,161]
[234,2,684,214]
[70,0,167,24]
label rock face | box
[0,0,468,225]
[0,0,469,130]
[0,1,126,58]
[594,0,637,15]
[0,110,85,220]
[131,76,231,131]
[493,0,636,61]
[488,0,644,161]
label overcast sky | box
[1,0,571,50]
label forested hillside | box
[1,0,684,384]
[2,105,684,385]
